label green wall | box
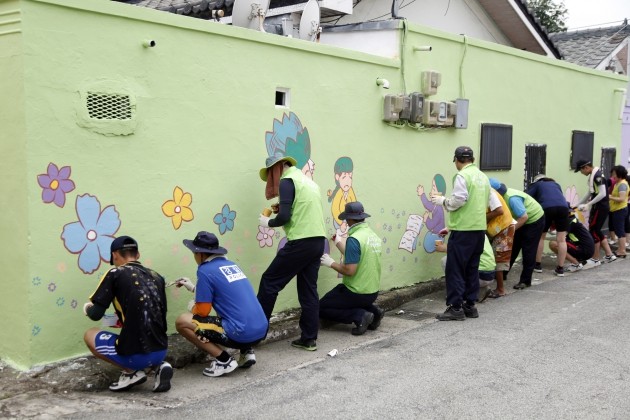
[0,0,31,369]
[1,0,626,368]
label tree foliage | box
[527,0,568,33]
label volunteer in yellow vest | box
[485,189,515,298]
[609,165,628,258]
[489,178,545,290]
[258,155,327,351]
[430,146,490,321]
[319,202,384,336]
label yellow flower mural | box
[162,186,194,230]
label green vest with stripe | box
[343,222,382,294]
[281,167,326,240]
[504,189,544,224]
[448,164,489,231]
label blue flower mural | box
[213,204,236,235]
[61,194,121,274]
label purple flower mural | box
[37,163,76,208]
[213,204,236,235]
[61,194,121,274]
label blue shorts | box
[94,331,167,371]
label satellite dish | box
[232,0,270,32]
[299,0,321,41]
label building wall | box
[334,0,512,47]
[3,0,626,368]
[0,0,31,369]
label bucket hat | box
[338,201,371,221]
[183,231,228,255]
[259,155,298,181]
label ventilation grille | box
[86,93,132,120]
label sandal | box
[487,290,505,299]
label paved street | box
[5,257,630,419]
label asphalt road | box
[58,258,630,420]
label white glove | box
[259,214,270,227]
[175,277,196,292]
[320,254,335,267]
[83,302,93,316]
[431,195,446,206]
[187,299,195,312]
[334,229,344,245]
[577,204,590,212]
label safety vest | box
[281,167,326,240]
[343,222,382,294]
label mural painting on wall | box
[399,174,447,254]
[213,204,236,235]
[162,186,194,230]
[35,162,122,338]
[326,157,356,275]
[37,162,76,208]
[565,185,587,225]
[262,112,318,252]
[61,194,121,274]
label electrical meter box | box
[409,92,424,123]
[383,94,404,122]
[421,71,441,96]
[398,94,412,121]
[423,100,455,126]
[454,98,469,129]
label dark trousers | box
[319,284,379,325]
[257,236,325,341]
[510,216,545,285]
[445,230,485,307]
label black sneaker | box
[534,262,543,273]
[351,311,375,335]
[436,306,465,321]
[462,303,479,318]
[368,307,385,331]
[291,338,317,351]
[513,282,531,290]
[554,266,565,277]
[153,361,173,393]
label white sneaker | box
[565,263,583,272]
[608,239,618,245]
[604,254,617,263]
[109,370,147,391]
[203,358,238,377]
[582,259,601,270]
[238,349,256,369]
[153,361,173,392]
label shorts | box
[192,315,263,350]
[479,270,495,281]
[543,206,569,232]
[491,224,515,271]
[94,331,166,371]
[610,208,628,238]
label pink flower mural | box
[257,226,275,247]
[37,163,75,208]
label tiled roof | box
[550,20,630,68]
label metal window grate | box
[86,93,132,120]
[479,124,512,170]
[570,130,594,170]
[601,147,616,177]
[524,144,547,189]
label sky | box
[562,0,630,30]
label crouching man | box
[83,236,172,393]
[175,231,268,377]
[319,202,385,335]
